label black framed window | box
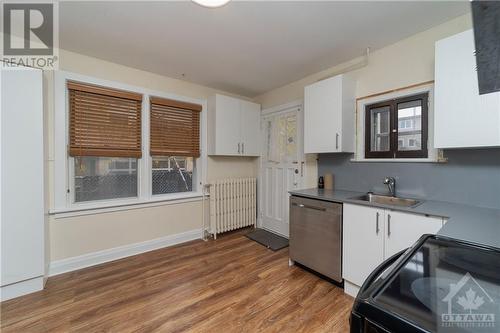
[365,93,428,159]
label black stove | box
[351,234,500,333]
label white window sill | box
[50,191,206,219]
[350,157,446,163]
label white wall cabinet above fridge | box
[434,29,500,148]
[304,74,355,154]
[208,94,260,156]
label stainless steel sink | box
[349,193,422,207]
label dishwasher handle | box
[291,202,327,212]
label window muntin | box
[365,93,428,159]
[74,156,138,203]
[369,105,391,152]
[152,156,194,195]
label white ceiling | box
[60,1,470,97]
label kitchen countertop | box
[289,188,500,249]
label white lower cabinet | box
[343,204,384,291]
[342,203,444,297]
[384,210,443,259]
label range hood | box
[472,1,500,95]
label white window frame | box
[52,71,207,215]
[353,83,441,163]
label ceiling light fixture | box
[192,0,231,8]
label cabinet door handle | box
[376,212,380,234]
[387,214,391,237]
[336,133,339,150]
[242,142,244,154]
[238,142,241,154]
[291,202,326,211]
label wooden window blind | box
[68,81,143,158]
[150,97,202,157]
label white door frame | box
[258,100,305,238]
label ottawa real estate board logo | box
[441,272,497,330]
[1,2,59,69]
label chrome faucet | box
[383,177,396,197]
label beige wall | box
[51,201,202,261]
[49,50,258,262]
[49,13,471,263]
[254,14,471,188]
[255,14,472,109]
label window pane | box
[397,100,422,151]
[74,157,137,203]
[152,156,194,195]
[265,113,298,163]
[370,106,391,152]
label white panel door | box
[260,104,303,237]
[240,100,260,156]
[343,204,385,287]
[214,94,241,155]
[1,67,44,286]
[384,210,443,259]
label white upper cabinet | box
[208,94,261,156]
[239,100,261,156]
[304,74,355,153]
[434,29,500,148]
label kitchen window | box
[68,81,142,203]
[365,93,428,159]
[74,156,138,202]
[53,71,206,214]
[149,97,201,196]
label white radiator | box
[208,178,257,238]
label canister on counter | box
[324,173,334,190]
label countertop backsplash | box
[317,148,500,210]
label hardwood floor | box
[1,229,353,333]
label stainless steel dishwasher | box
[289,195,342,283]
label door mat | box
[246,228,289,251]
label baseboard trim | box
[49,229,202,277]
[344,280,360,298]
[1,276,44,302]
